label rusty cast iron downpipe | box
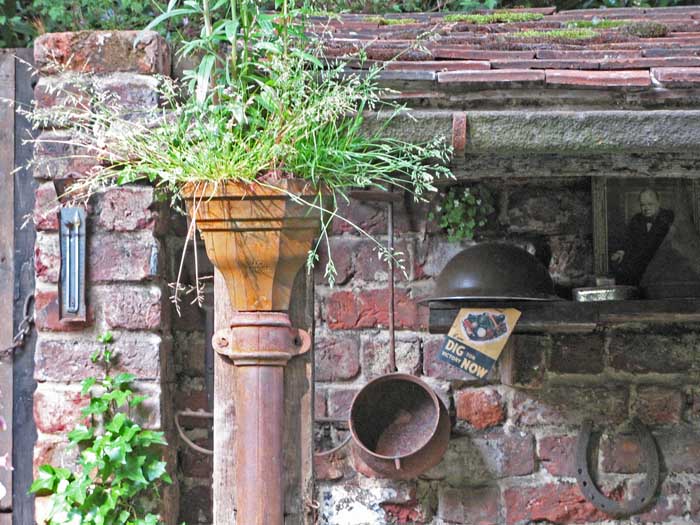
[213,311,311,525]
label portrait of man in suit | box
[610,188,674,286]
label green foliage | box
[565,18,629,28]
[30,335,170,525]
[623,20,668,37]
[29,0,166,33]
[444,11,544,23]
[364,16,419,24]
[24,0,453,292]
[514,27,599,39]
[430,185,495,242]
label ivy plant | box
[30,332,171,525]
[430,184,495,242]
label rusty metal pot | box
[349,373,450,480]
[423,242,559,302]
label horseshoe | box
[575,418,660,517]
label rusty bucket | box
[349,373,450,480]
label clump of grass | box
[565,18,629,29]
[513,28,599,40]
[444,11,544,24]
[365,16,418,25]
[623,21,668,38]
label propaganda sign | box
[438,308,521,379]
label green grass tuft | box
[443,11,544,24]
[565,18,629,29]
[512,28,599,40]
[365,16,418,25]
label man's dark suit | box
[615,208,674,286]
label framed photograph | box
[593,177,700,295]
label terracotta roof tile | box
[545,69,651,87]
[317,6,700,93]
[438,69,545,84]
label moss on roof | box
[443,11,544,24]
[565,19,629,29]
[513,27,599,40]
[365,16,418,25]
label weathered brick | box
[380,500,427,524]
[179,434,213,479]
[33,75,91,112]
[432,48,535,60]
[173,330,206,377]
[178,484,212,524]
[34,31,170,75]
[511,387,629,426]
[438,68,545,84]
[537,49,641,59]
[33,437,78,479]
[652,66,700,85]
[545,69,651,87]
[98,284,166,331]
[490,58,600,69]
[687,388,700,422]
[94,73,162,109]
[502,335,548,388]
[609,332,700,373]
[34,288,94,331]
[538,435,578,477]
[549,334,605,374]
[360,332,420,379]
[314,237,356,286]
[88,232,160,282]
[327,387,361,419]
[437,486,500,524]
[35,333,166,382]
[96,186,159,232]
[34,182,60,231]
[315,389,327,418]
[655,426,700,473]
[424,430,534,485]
[454,388,505,430]
[325,288,426,330]
[413,238,469,279]
[505,181,592,236]
[600,431,644,474]
[691,482,700,518]
[33,384,89,434]
[385,60,490,71]
[633,386,683,425]
[503,483,608,525]
[35,233,60,283]
[315,449,351,482]
[32,130,100,179]
[600,56,700,69]
[315,332,361,381]
[629,478,687,522]
[354,239,413,283]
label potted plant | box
[27,0,452,309]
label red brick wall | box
[30,31,700,525]
[31,31,178,525]
[313,178,700,524]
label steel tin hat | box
[422,242,560,302]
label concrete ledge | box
[365,109,700,155]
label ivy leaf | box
[144,460,167,482]
[68,424,94,444]
[81,377,96,395]
[113,373,135,388]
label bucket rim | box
[348,372,443,461]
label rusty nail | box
[214,335,229,348]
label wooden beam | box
[428,298,700,334]
[0,50,14,513]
